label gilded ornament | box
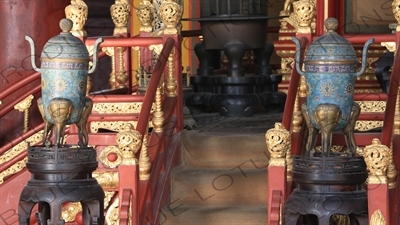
[111,0,130,35]
[394,87,400,135]
[152,84,165,132]
[136,0,155,32]
[115,47,128,89]
[65,0,88,36]
[292,0,315,33]
[370,210,386,225]
[106,198,119,225]
[99,146,123,168]
[62,202,82,222]
[0,158,28,184]
[387,162,397,189]
[139,132,151,180]
[355,101,386,112]
[93,171,119,189]
[266,123,291,167]
[104,191,116,209]
[92,102,152,114]
[149,44,163,55]
[158,0,182,35]
[354,121,383,132]
[165,52,177,97]
[381,42,396,53]
[392,0,400,31]
[330,214,350,225]
[14,95,34,132]
[364,138,390,184]
[116,123,142,165]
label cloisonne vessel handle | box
[355,38,375,77]
[88,37,104,74]
[292,37,306,76]
[25,35,40,73]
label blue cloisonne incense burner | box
[25,18,103,147]
[292,18,374,157]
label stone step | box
[181,130,269,169]
[170,167,268,206]
[161,205,267,225]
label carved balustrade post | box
[65,0,88,37]
[292,0,315,34]
[136,0,155,74]
[266,122,291,224]
[111,0,130,89]
[65,0,94,95]
[364,138,390,224]
[115,123,142,225]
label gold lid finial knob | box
[324,17,338,32]
[59,18,73,33]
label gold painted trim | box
[41,58,88,63]
[306,60,358,65]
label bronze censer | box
[293,18,374,157]
[18,19,105,225]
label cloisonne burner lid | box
[41,18,89,60]
[305,18,357,64]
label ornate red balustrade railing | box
[0,33,182,225]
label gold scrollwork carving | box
[106,198,119,225]
[62,202,82,223]
[93,171,119,189]
[0,158,28,184]
[92,102,154,114]
[99,146,123,168]
[355,101,386,112]
[354,121,384,132]
[0,131,43,165]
